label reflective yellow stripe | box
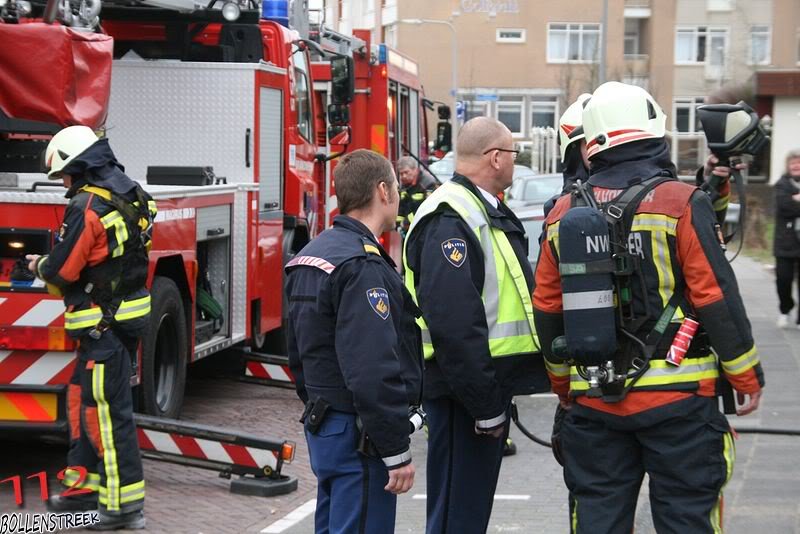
[99,481,145,505]
[721,346,759,375]
[631,214,677,236]
[547,221,560,256]
[710,431,735,533]
[545,359,571,378]
[94,363,121,512]
[571,498,578,533]
[62,470,100,491]
[64,296,151,331]
[570,355,719,390]
[714,194,730,212]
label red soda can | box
[666,316,700,366]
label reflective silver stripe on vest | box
[562,290,614,311]
[421,319,530,345]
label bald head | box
[457,117,511,160]
[454,117,516,196]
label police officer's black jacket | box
[405,174,549,421]
[285,215,423,460]
[773,174,800,258]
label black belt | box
[304,385,357,413]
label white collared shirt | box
[475,184,498,209]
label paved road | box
[0,256,798,533]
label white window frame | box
[748,25,771,66]
[547,23,602,64]
[672,97,705,134]
[461,100,488,123]
[496,98,525,137]
[707,0,734,11]
[529,97,559,130]
[675,26,728,66]
[496,28,526,44]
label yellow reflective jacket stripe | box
[569,355,719,391]
[64,295,151,331]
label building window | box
[749,25,771,65]
[707,0,734,10]
[496,97,524,136]
[624,18,640,56]
[673,97,705,133]
[530,97,558,129]
[496,28,526,44]
[622,75,649,90]
[383,24,397,48]
[547,23,601,63]
[675,27,727,67]
[462,101,488,122]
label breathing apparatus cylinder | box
[556,206,617,366]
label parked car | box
[429,152,454,183]
[505,173,563,210]
[515,205,547,269]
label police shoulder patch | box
[441,238,467,268]
[366,287,391,320]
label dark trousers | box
[424,397,508,534]
[305,411,396,534]
[561,396,735,534]
[775,256,800,318]
[65,330,144,515]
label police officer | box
[404,117,548,534]
[396,156,435,233]
[534,82,764,533]
[286,149,422,533]
[28,126,155,530]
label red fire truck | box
[0,2,353,430]
[308,27,444,264]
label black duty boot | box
[45,493,98,512]
[87,511,146,531]
[503,437,517,457]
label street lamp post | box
[399,18,458,159]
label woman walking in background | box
[774,150,800,328]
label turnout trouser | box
[64,331,145,515]
[424,397,508,534]
[305,411,396,534]
[561,395,735,534]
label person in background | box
[396,156,435,234]
[773,149,800,328]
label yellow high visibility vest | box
[403,181,539,360]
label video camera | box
[697,101,769,163]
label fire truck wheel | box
[140,276,188,419]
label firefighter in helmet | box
[534,82,764,533]
[27,125,156,530]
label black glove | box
[551,404,566,466]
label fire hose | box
[510,401,800,450]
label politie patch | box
[441,238,467,268]
[366,288,391,320]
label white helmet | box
[45,125,99,178]
[558,93,591,161]
[582,82,666,159]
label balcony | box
[624,54,650,76]
[624,0,651,18]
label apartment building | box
[319,0,800,178]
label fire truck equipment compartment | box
[0,23,112,130]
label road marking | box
[261,499,317,533]
[412,494,530,501]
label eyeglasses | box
[483,148,520,161]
